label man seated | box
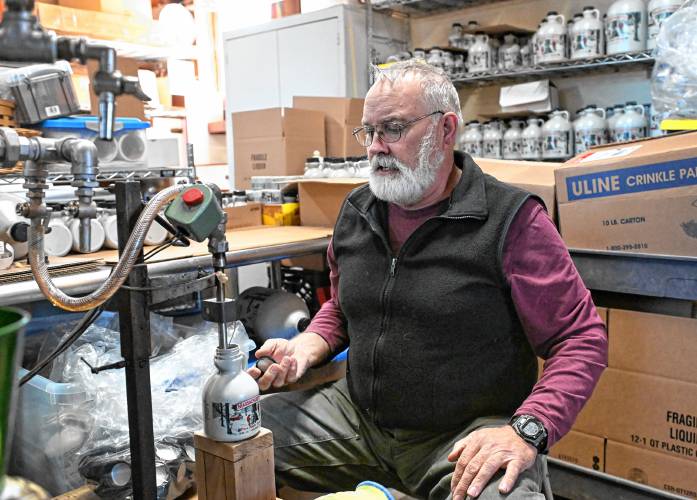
[250,61,607,499]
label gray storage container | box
[7,64,80,124]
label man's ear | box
[442,113,459,148]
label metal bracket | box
[201,297,236,324]
[149,273,217,308]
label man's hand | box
[448,425,537,499]
[247,337,313,391]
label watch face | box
[522,420,540,437]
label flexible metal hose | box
[28,184,187,311]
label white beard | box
[368,123,445,206]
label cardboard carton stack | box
[555,132,697,258]
[232,108,325,189]
[293,96,366,158]
[550,308,697,497]
[475,158,563,221]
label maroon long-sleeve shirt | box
[307,197,608,447]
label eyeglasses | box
[352,111,444,147]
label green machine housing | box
[165,185,224,242]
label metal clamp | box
[201,297,236,324]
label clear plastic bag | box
[651,1,697,120]
[49,317,255,498]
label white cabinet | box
[222,5,407,189]
[277,17,344,104]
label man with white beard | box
[252,61,607,499]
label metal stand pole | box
[115,181,157,499]
[224,267,240,299]
[269,261,283,290]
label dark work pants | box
[261,379,546,499]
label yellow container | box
[262,202,300,226]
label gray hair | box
[371,60,463,125]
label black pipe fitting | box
[0,0,56,62]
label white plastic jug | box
[521,117,545,160]
[426,48,444,69]
[542,109,574,160]
[503,120,524,160]
[537,11,567,64]
[607,104,626,142]
[500,34,521,70]
[574,106,608,154]
[606,0,648,55]
[614,101,647,142]
[482,122,503,159]
[647,0,683,50]
[571,6,604,59]
[460,121,483,157]
[468,33,491,73]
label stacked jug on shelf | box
[385,1,684,76]
[573,105,608,154]
[303,156,370,179]
[458,100,665,162]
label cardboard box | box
[606,440,697,498]
[58,0,151,16]
[293,96,365,157]
[550,431,605,471]
[298,178,367,227]
[574,368,697,462]
[36,2,149,41]
[609,309,697,384]
[474,158,564,221]
[555,132,697,257]
[282,254,328,272]
[232,108,325,189]
[59,0,124,13]
[224,203,262,230]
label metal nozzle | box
[98,92,116,141]
[78,217,91,253]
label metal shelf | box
[372,0,508,16]
[548,458,687,500]
[0,165,193,184]
[0,236,331,306]
[452,50,655,87]
[569,249,697,302]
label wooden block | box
[195,447,208,500]
[53,484,100,499]
[194,428,275,500]
[204,453,227,499]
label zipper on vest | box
[371,255,398,423]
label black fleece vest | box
[332,152,539,431]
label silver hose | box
[28,185,187,311]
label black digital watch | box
[509,414,548,453]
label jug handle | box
[635,105,646,116]
[556,14,566,25]
[560,110,570,121]
[596,108,606,119]
[591,8,600,20]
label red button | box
[182,188,205,207]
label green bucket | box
[0,307,30,492]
